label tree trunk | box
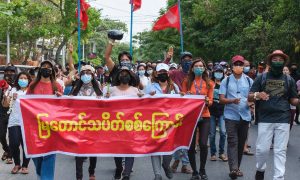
[23,41,33,65]
[55,37,68,65]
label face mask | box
[119,74,131,84]
[270,61,284,77]
[4,74,16,85]
[18,79,28,88]
[40,68,52,78]
[81,74,92,84]
[193,67,205,76]
[157,73,168,82]
[147,70,153,75]
[243,67,250,73]
[214,72,223,80]
[138,70,145,76]
[232,66,243,75]
[182,61,192,73]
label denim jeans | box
[209,115,226,156]
[33,154,56,180]
[256,123,289,180]
[151,155,172,176]
[173,149,190,166]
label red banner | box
[16,95,205,158]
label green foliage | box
[134,0,300,64]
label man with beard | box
[0,65,17,164]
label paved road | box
[1,125,300,180]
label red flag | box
[130,0,141,11]
[76,0,90,30]
[152,4,180,31]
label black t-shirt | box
[109,65,140,87]
[0,89,9,116]
[209,83,224,117]
[250,73,298,123]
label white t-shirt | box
[139,75,150,90]
[8,88,27,128]
[104,86,139,97]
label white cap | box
[170,63,178,69]
[156,63,169,72]
[80,65,95,73]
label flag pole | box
[77,0,82,71]
[178,0,184,53]
[129,1,134,56]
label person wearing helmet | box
[164,51,193,91]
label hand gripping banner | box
[16,95,205,158]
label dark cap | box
[4,65,17,72]
[231,55,245,64]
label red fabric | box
[0,80,9,90]
[130,0,141,11]
[76,0,90,30]
[152,3,180,31]
[18,96,205,157]
[27,81,62,95]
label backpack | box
[225,75,251,97]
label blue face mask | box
[18,79,28,88]
[193,67,205,76]
[243,67,250,73]
[182,61,192,73]
[138,70,145,76]
[214,72,223,80]
[81,74,92,84]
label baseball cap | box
[231,55,245,64]
[80,65,95,73]
[156,63,169,72]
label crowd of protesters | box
[0,36,300,180]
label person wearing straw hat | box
[248,50,300,180]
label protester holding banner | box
[104,66,141,180]
[145,63,180,180]
[8,72,32,174]
[0,65,17,164]
[137,63,150,91]
[27,60,63,180]
[70,65,102,180]
[219,55,253,180]
[182,59,214,180]
[208,65,228,162]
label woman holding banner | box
[7,72,32,174]
[104,66,141,180]
[145,63,179,180]
[70,64,102,180]
[27,60,63,180]
[182,59,214,180]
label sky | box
[89,0,167,42]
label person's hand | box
[55,91,63,97]
[232,98,240,104]
[258,92,269,101]
[137,92,144,97]
[179,92,185,96]
[149,91,156,96]
[96,96,101,99]
[205,96,210,105]
[68,44,73,54]
[248,102,255,112]
[166,51,173,59]
[13,93,18,100]
[105,92,110,98]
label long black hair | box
[70,72,102,96]
[28,61,58,94]
[14,72,32,91]
[113,69,138,87]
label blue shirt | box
[219,74,253,121]
[145,82,179,95]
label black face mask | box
[119,75,131,84]
[157,73,168,82]
[40,68,52,78]
[4,74,16,86]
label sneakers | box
[190,174,200,180]
[199,171,208,180]
[219,154,228,162]
[114,167,123,180]
[255,171,265,180]
[121,175,130,180]
[154,174,162,180]
[210,155,217,161]
[171,160,179,173]
[237,169,243,177]
[162,164,173,179]
[181,165,192,174]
